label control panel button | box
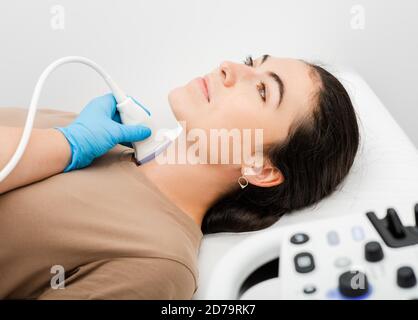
[294,252,315,273]
[338,270,369,298]
[303,285,317,294]
[387,208,406,238]
[397,266,417,288]
[367,206,418,248]
[334,257,351,268]
[351,226,365,241]
[365,241,384,262]
[290,233,309,245]
[326,231,340,246]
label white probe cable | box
[0,56,128,183]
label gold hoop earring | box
[238,176,249,189]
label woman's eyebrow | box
[260,54,270,65]
[259,54,285,108]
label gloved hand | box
[55,93,151,172]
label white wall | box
[0,0,417,146]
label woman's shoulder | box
[0,107,76,128]
[37,256,197,299]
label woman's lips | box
[196,76,210,102]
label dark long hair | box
[201,63,360,234]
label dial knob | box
[338,271,369,298]
[397,266,417,288]
[365,241,384,262]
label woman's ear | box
[242,163,284,188]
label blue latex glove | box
[55,93,152,172]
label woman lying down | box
[0,55,360,299]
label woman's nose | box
[220,61,238,87]
[220,60,253,87]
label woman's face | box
[168,55,318,162]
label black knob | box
[414,203,418,227]
[365,241,384,262]
[338,270,369,298]
[397,266,417,288]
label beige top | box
[0,107,203,299]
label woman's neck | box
[137,158,238,228]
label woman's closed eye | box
[243,55,266,102]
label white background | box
[0,0,417,146]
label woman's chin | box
[168,89,180,115]
[168,89,190,122]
